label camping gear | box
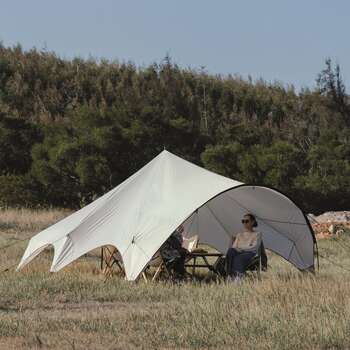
[142,251,170,282]
[182,235,199,253]
[18,150,317,281]
[185,252,223,275]
[101,246,124,278]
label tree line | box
[0,44,349,214]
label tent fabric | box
[18,150,315,280]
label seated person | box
[160,225,188,277]
[226,213,262,282]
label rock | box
[328,224,335,234]
[313,220,350,240]
[315,211,350,223]
[307,213,318,223]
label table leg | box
[202,256,211,269]
[202,256,219,274]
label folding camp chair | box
[142,235,198,282]
[141,251,173,282]
[245,242,268,280]
[101,245,125,279]
[215,253,263,281]
[246,252,262,280]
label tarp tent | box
[18,150,316,280]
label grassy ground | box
[1,209,350,350]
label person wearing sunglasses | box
[225,213,262,283]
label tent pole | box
[315,241,320,271]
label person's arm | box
[232,233,242,251]
[231,235,236,248]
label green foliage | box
[316,58,349,121]
[0,114,42,175]
[202,141,306,196]
[201,142,245,179]
[0,44,349,213]
[0,174,43,207]
[257,141,305,191]
[295,129,350,212]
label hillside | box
[0,44,349,212]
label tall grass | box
[0,208,69,234]
[0,209,350,349]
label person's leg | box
[177,254,186,275]
[226,248,239,277]
[172,251,187,276]
[233,251,255,275]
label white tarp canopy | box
[18,150,316,280]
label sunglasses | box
[241,219,251,224]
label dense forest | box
[0,44,349,214]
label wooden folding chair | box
[142,234,199,282]
[246,240,269,280]
[101,245,125,279]
[142,251,173,282]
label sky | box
[0,0,349,90]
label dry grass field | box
[1,209,350,350]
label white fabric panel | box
[182,213,198,239]
[18,150,315,280]
[17,151,162,270]
[253,219,295,261]
[49,151,241,279]
[206,194,246,238]
[196,205,232,253]
[17,189,113,270]
[179,187,308,268]
[288,245,305,268]
[51,236,70,267]
[225,186,314,268]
